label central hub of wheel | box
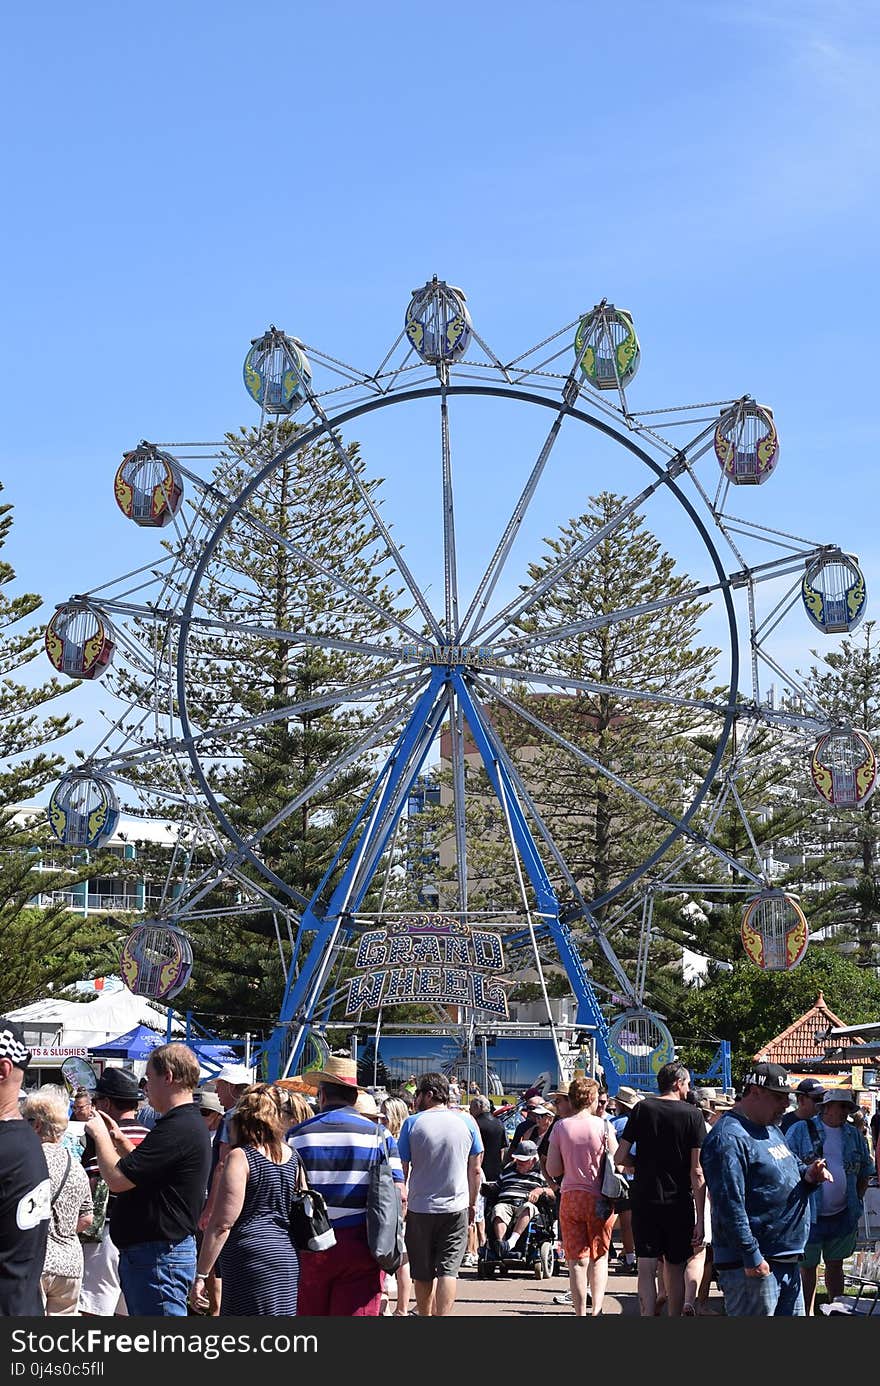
[398,642,497,667]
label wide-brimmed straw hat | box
[307,1055,360,1089]
[615,1085,643,1110]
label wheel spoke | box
[440,386,460,640]
[470,468,679,646]
[460,396,571,640]
[493,580,730,656]
[476,661,732,719]
[97,669,424,774]
[233,503,424,644]
[306,393,444,641]
[175,675,429,914]
[471,673,759,883]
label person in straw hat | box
[785,1087,873,1315]
[286,1055,404,1316]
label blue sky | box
[3,0,880,768]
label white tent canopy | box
[9,986,184,1049]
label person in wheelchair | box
[483,1140,557,1258]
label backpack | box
[365,1129,404,1273]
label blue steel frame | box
[266,663,625,1087]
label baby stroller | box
[476,1184,561,1280]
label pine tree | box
[787,622,880,968]
[511,493,720,908]
[0,484,118,1010]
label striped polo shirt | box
[287,1108,403,1230]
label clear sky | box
[3,0,879,767]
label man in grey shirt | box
[396,1072,483,1317]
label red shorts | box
[559,1189,615,1263]
[295,1224,383,1317]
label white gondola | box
[47,771,120,849]
[405,277,471,364]
[243,326,311,414]
[45,603,115,680]
[802,552,867,634]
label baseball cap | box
[742,1062,792,1095]
[0,1018,31,1070]
[193,1090,223,1115]
[215,1064,254,1087]
[796,1078,826,1099]
[510,1140,539,1161]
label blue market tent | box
[90,1026,237,1065]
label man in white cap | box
[287,1055,404,1316]
[0,1017,50,1316]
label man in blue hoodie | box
[700,1062,832,1316]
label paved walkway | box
[392,1263,728,1317]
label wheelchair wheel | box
[536,1241,554,1279]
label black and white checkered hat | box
[0,1018,31,1069]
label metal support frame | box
[263,658,624,1084]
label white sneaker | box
[553,1288,590,1306]
[462,1253,478,1267]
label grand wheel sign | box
[345,914,508,1017]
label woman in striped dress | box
[192,1085,299,1316]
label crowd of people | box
[1,1013,877,1319]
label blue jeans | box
[119,1237,197,1316]
[717,1262,805,1317]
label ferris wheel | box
[44,278,875,1089]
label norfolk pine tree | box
[787,622,880,969]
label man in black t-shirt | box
[85,1043,211,1317]
[0,1017,50,1317]
[616,1060,706,1317]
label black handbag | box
[288,1157,336,1253]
